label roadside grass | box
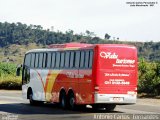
[0,62,21,90]
[0,75,21,90]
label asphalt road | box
[0,90,160,120]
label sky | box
[0,0,160,42]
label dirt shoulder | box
[137,98,160,106]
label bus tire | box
[92,104,116,111]
[68,92,76,110]
[59,91,67,109]
[29,93,36,105]
[77,105,86,110]
[104,104,116,111]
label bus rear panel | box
[93,44,137,104]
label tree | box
[104,33,111,40]
[85,30,96,37]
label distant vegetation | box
[0,22,100,47]
[0,21,160,95]
[0,22,160,62]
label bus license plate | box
[110,97,124,102]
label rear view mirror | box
[16,64,22,76]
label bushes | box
[0,62,16,75]
[0,77,21,90]
[0,62,21,90]
[138,58,160,95]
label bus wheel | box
[29,93,36,105]
[59,92,67,109]
[104,104,116,111]
[68,92,76,110]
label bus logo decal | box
[100,51,135,65]
[100,52,118,59]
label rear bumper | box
[94,93,136,104]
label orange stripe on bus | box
[45,70,61,101]
[44,70,51,93]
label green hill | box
[0,21,160,63]
[0,43,45,64]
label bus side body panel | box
[29,69,48,101]
[51,69,79,103]
[23,68,93,104]
[77,69,93,104]
[22,48,94,104]
[50,69,93,104]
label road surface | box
[0,90,160,120]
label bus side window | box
[70,51,74,68]
[35,53,39,68]
[39,53,43,68]
[60,52,65,68]
[31,53,35,68]
[80,51,85,68]
[65,51,70,68]
[55,52,60,68]
[89,51,93,68]
[51,52,56,68]
[43,53,47,68]
[47,52,52,68]
[85,51,89,68]
[75,51,80,68]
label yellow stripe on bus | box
[45,70,61,101]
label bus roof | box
[95,44,136,49]
[48,42,93,48]
[26,49,57,54]
[26,43,136,54]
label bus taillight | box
[94,86,99,93]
